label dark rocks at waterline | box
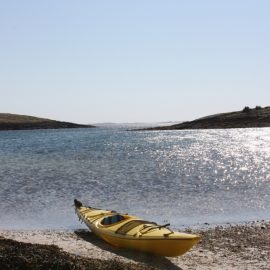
[0,121,93,131]
[0,237,156,270]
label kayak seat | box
[101,214,125,225]
[115,220,157,235]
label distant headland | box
[139,106,270,131]
[0,113,95,131]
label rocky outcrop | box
[141,106,270,130]
[0,113,95,131]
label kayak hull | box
[100,232,199,257]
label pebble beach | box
[1,220,269,269]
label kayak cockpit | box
[100,214,126,225]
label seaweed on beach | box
[0,237,156,270]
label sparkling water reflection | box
[0,127,269,229]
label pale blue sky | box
[1,1,269,124]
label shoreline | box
[0,220,269,269]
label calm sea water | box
[0,127,270,229]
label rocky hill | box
[0,113,95,131]
[142,106,270,130]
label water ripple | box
[0,128,270,229]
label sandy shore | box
[0,220,269,269]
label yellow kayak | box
[74,199,200,257]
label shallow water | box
[0,127,269,229]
